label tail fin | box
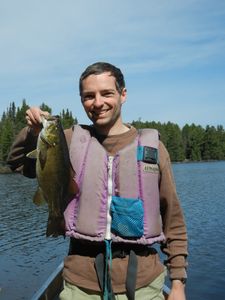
[46,216,65,237]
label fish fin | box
[33,188,46,206]
[26,149,38,159]
[46,216,65,237]
[39,148,48,170]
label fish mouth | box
[39,115,59,147]
[46,115,60,121]
[40,114,60,125]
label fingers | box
[25,107,49,127]
[25,107,50,136]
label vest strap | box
[94,241,139,300]
[94,241,115,300]
[95,253,104,291]
[126,250,138,300]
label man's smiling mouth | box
[92,109,110,117]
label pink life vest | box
[64,125,165,245]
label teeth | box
[94,110,108,116]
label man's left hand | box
[168,280,186,300]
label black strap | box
[94,247,139,300]
[126,250,138,300]
[95,253,105,292]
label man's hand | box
[168,280,186,300]
[25,107,50,136]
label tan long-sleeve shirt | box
[7,125,188,292]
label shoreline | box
[1,159,224,174]
[0,163,12,174]
[172,159,225,164]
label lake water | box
[0,161,225,300]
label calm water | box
[173,161,225,300]
[1,161,225,300]
[0,174,69,299]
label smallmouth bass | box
[27,115,78,237]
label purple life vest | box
[64,125,165,245]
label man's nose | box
[93,95,104,107]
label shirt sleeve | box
[7,127,38,178]
[159,141,188,280]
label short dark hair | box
[79,62,125,96]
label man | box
[7,62,188,300]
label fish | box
[27,115,78,237]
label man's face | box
[81,72,126,132]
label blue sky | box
[1,0,225,128]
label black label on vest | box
[143,146,158,164]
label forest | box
[0,100,225,163]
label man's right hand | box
[25,107,50,136]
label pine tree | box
[202,125,224,160]
[0,118,14,161]
[15,99,30,133]
[40,103,52,114]
[182,124,205,161]
[165,122,185,161]
[60,108,77,129]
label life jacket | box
[64,125,165,245]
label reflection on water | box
[1,162,225,300]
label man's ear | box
[121,88,127,104]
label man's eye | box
[83,95,94,101]
[103,92,113,97]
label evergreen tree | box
[202,125,224,160]
[7,102,16,121]
[60,108,77,129]
[165,122,185,161]
[131,118,145,129]
[182,124,205,161]
[15,99,30,133]
[0,118,14,161]
[216,125,225,160]
[40,102,52,114]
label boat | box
[31,262,170,300]
[31,262,64,300]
